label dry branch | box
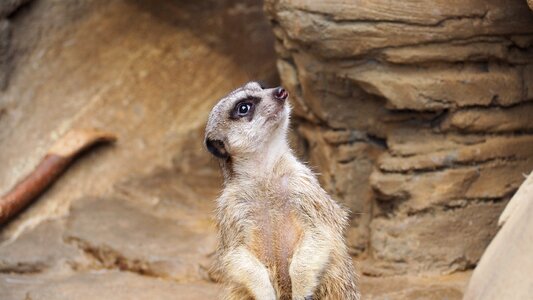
[0,129,117,225]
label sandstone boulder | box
[0,0,276,299]
[463,173,533,300]
[266,0,533,276]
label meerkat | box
[204,82,360,300]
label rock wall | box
[266,0,533,275]
[0,0,278,298]
[0,0,278,235]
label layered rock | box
[266,0,533,274]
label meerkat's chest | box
[248,201,303,263]
[244,192,303,298]
[245,177,303,263]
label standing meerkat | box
[204,82,360,300]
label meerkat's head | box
[204,81,290,162]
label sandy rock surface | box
[266,0,533,279]
[0,0,276,298]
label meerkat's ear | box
[205,138,229,159]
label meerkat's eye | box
[230,97,260,120]
[238,103,251,115]
[236,102,253,117]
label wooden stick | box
[0,129,117,225]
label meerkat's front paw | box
[290,268,318,300]
[291,282,315,300]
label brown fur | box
[248,181,303,299]
[205,82,360,300]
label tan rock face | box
[0,0,277,298]
[266,0,533,275]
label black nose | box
[274,87,288,101]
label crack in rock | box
[65,237,166,280]
[0,262,46,275]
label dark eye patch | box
[229,97,261,121]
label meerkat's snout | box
[273,86,288,102]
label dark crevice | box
[430,109,449,128]
[373,194,410,218]
[64,236,169,281]
[3,0,34,19]
[0,262,46,275]
[367,134,388,149]
[451,128,533,135]
[337,157,356,165]
[398,197,511,217]
[456,97,533,110]
[376,56,533,67]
